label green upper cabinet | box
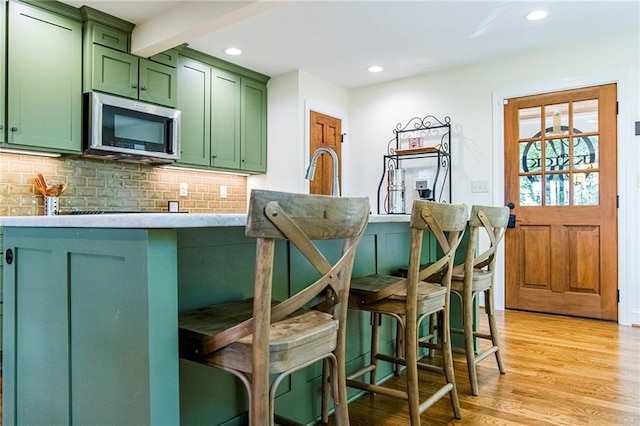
[91,45,177,108]
[139,57,177,107]
[176,56,211,166]
[5,1,82,153]
[0,1,6,145]
[176,53,268,174]
[241,78,267,173]
[211,69,241,170]
[90,21,129,52]
[82,15,177,108]
[91,44,138,99]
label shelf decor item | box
[409,136,423,149]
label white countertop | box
[0,213,410,229]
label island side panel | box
[2,227,179,426]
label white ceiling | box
[60,0,639,89]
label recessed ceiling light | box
[525,10,548,21]
[224,47,242,56]
[368,65,383,73]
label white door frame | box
[491,71,634,325]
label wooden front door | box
[504,84,618,320]
[309,111,342,195]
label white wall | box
[348,30,639,325]
[249,69,350,195]
[248,70,301,194]
[261,30,639,325]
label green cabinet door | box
[174,53,268,174]
[0,2,5,144]
[6,1,82,153]
[139,58,177,107]
[3,227,180,426]
[92,45,177,107]
[176,56,211,166]
[240,79,267,173]
[90,22,129,52]
[211,68,241,169]
[92,44,138,99]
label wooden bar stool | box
[179,190,369,426]
[338,200,468,425]
[450,204,509,396]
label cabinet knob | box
[0,124,3,130]
[132,83,138,89]
[11,126,18,132]
[211,155,217,159]
[140,85,147,91]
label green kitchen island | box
[1,212,449,425]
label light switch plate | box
[168,201,179,213]
[471,180,489,193]
[220,185,227,198]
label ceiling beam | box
[131,1,282,58]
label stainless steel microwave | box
[83,92,181,165]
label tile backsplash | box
[0,152,247,216]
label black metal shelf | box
[377,115,452,214]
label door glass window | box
[573,99,599,133]
[520,141,541,173]
[518,107,541,139]
[545,174,570,206]
[518,98,600,206]
[520,176,542,206]
[545,103,569,137]
[545,139,569,172]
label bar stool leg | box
[486,288,505,374]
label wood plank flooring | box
[1,310,637,425]
[324,309,640,425]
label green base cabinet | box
[2,220,466,426]
[5,1,82,153]
[2,227,179,426]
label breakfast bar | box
[1,212,437,425]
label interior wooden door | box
[504,84,618,320]
[309,111,342,195]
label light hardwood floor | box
[1,310,637,425]
[325,309,640,426]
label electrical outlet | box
[471,180,489,193]
[179,182,188,196]
[220,185,227,198]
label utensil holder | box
[45,196,59,216]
